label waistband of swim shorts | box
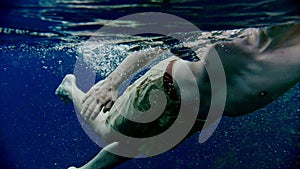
[163,59,180,101]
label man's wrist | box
[107,74,122,89]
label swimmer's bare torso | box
[172,24,300,117]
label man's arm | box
[107,47,167,88]
[81,47,167,120]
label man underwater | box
[56,23,300,169]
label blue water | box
[1,0,299,169]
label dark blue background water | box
[1,0,299,169]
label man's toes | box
[55,87,62,95]
[68,167,77,169]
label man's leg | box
[69,142,132,169]
[55,74,138,169]
[56,74,112,140]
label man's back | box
[214,23,300,116]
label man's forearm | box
[107,47,167,88]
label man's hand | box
[81,78,118,120]
[79,47,166,121]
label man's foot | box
[68,166,78,169]
[55,74,76,105]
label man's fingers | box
[91,104,102,120]
[84,101,97,119]
[101,99,111,112]
[82,87,96,104]
[82,92,90,103]
[80,96,93,115]
[82,90,92,104]
[103,100,115,113]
